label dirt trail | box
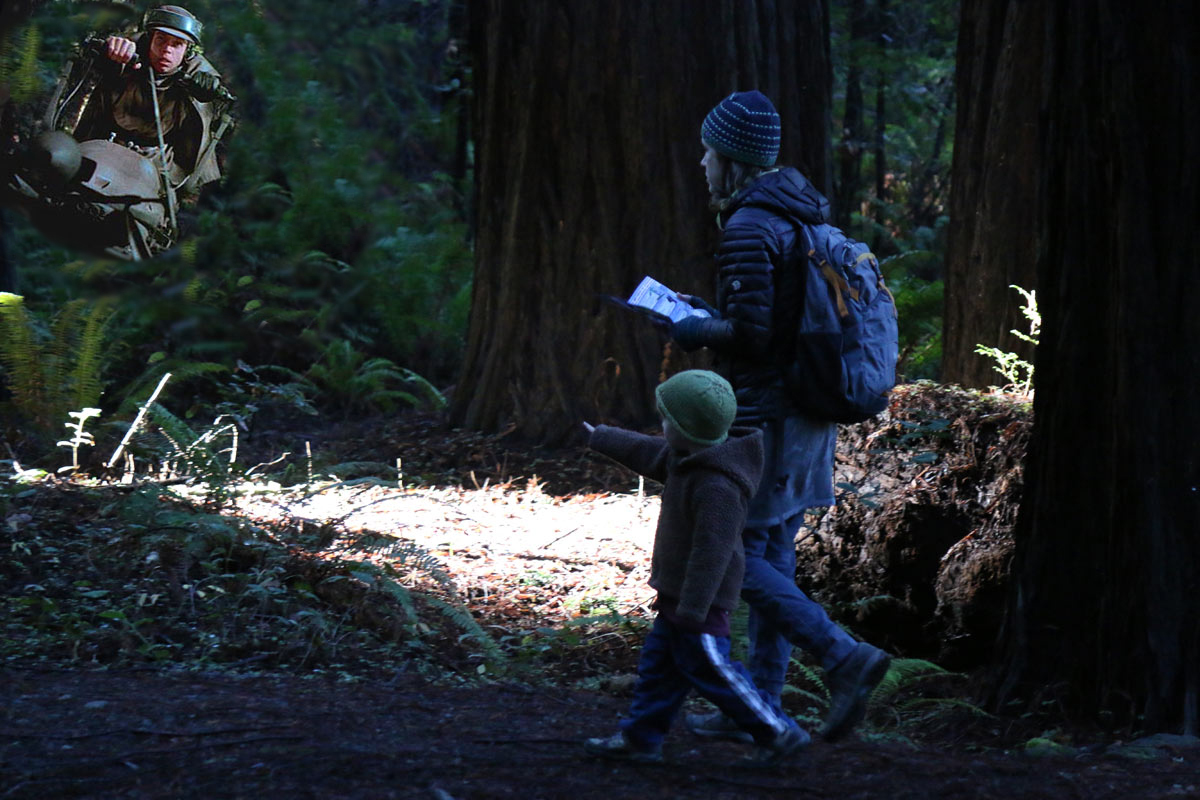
[3,667,1196,799]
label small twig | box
[107,372,171,468]
[245,451,291,476]
[539,525,582,550]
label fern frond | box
[383,538,454,591]
[146,405,232,499]
[872,657,951,701]
[46,299,86,394]
[0,293,41,414]
[894,696,992,718]
[67,297,115,411]
[343,547,503,673]
[398,366,446,409]
[780,685,830,707]
[789,658,829,698]
[426,593,507,672]
[347,563,417,625]
[375,573,417,624]
[0,294,114,433]
[339,534,456,595]
[7,25,42,102]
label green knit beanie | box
[655,370,737,447]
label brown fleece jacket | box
[588,425,764,627]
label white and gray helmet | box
[144,5,202,46]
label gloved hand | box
[671,315,709,351]
[184,71,223,102]
[676,293,719,318]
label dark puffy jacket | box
[677,167,831,421]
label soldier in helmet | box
[74,4,230,199]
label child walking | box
[582,370,808,766]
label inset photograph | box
[2,2,234,260]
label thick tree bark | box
[941,0,1041,388]
[834,0,867,227]
[995,2,1200,733]
[453,0,832,444]
[0,209,16,294]
[872,66,887,206]
[870,0,888,210]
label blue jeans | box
[620,615,792,748]
[742,514,857,709]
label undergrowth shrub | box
[0,477,507,679]
[882,249,944,382]
[975,284,1039,397]
[0,293,114,440]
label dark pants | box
[742,514,857,709]
[620,614,791,748]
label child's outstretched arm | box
[585,423,670,482]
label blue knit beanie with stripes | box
[701,90,781,167]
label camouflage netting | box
[803,382,1031,669]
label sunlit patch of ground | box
[232,479,661,625]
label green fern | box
[342,532,455,592]
[0,25,43,103]
[790,659,829,698]
[893,696,993,718]
[348,556,507,675]
[871,657,951,702]
[68,301,112,414]
[426,593,507,673]
[144,405,235,504]
[347,564,418,626]
[0,293,39,416]
[975,284,1040,395]
[305,338,444,416]
[0,293,115,435]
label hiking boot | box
[821,642,891,742]
[583,731,663,763]
[744,723,810,768]
[683,710,754,744]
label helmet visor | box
[145,8,202,44]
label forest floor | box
[3,412,1199,799]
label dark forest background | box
[1,0,1196,737]
[0,0,952,437]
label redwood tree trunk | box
[0,210,16,294]
[995,2,1200,733]
[834,0,867,227]
[453,0,832,444]
[941,0,1041,387]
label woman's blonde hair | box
[705,146,766,211]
